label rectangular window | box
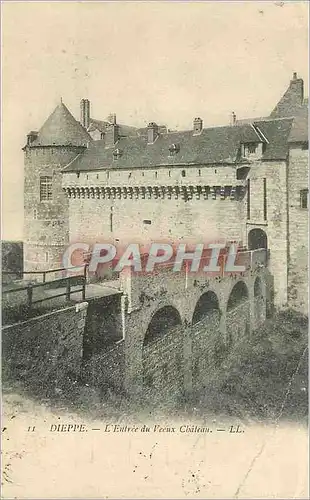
[40,176,52,201]
[263,178,267,220]
[300,189,308,209]
[247,179,250,219]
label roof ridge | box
[254,116,295,123]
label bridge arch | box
[227,280,249,311]
[142,305,183,397]
[192,290,219,325]
[226,280,250,346]
[191,290,224,391]
[144,305,182,345]
[248,228,268,250]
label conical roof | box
[31,101,91,146]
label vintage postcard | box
[1,1,309,498]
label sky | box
[2,1,309,240]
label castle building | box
[23,73,308,314]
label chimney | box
[147,122,159,144]
[105,122,119,148]
[80,99,90,129]
[289,72,304,105]
[230,111,237,126]
[27,131,38,145]
[193,117,203,135]
[107,113,117,125]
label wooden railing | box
[2,263,88,283]
[2,265,89,313]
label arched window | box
[248,228,268,250]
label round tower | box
[23,101,91,278]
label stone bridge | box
[89,248,272,399]
[3,247,273,400]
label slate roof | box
[87,119,109,133]
[63,123,269,172]
[88,118,139,137]
[136,125,168,136]
[31,102,91,147]
[270,77,305,118]
[288,108,308,143]
[254,117,294,160]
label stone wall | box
[254,296,266,327]
[84,339,125,392]
[63,165,244,191]
[128,300,253,397]
[226,300,250,346]
[287,145,309,315]
[2,241,23,283]
[2,302,88,390]
[64,160,286,311]
[191,310,223,392]
[64,164,246,248]
[142,325,184,400]
[83,294,123,358]
[68,196,245,249]
[246,160,288,308]
[24,146,84,274]
[119,261,268,394]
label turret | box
[23,100,91,277]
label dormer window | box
[113,148,123,160]
[247,143,257,154]
[169,143,180,155]
[242,142,263,158]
